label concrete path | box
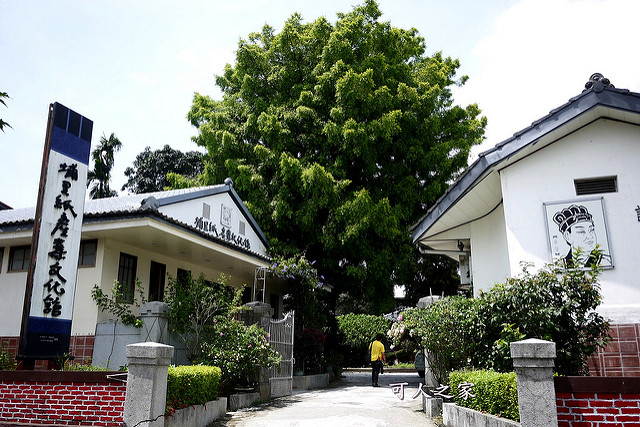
[213,371,440,426]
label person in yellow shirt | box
[369,333,386,387]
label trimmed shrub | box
[336,313,392,366]
[447,369,519,422]
[166,365,221,415]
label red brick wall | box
[555,377,640,427]
[588,323,640,377]
[0,371,125,426]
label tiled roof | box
[0,185,226,225]
[0,184,271,261]
[411,74,640,243]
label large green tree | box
[87,132,122,199]
[187,0,485,313]
[122,145,204,194]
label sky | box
[1,0,639,209]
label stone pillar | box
[139,301,170,343]
[241,302,273,402]
[241,301,273,330]
[510,338,558,427]
[123,342,174,427]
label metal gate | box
[268,311,294,397]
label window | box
[574,176,617,196]
[78,240,97,267]
[0,247,4,272]
[117,253,137,303]
[148,261,166,301]
[176,268,191,289]
[9,245,31,272]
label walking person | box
[369,333,386,387]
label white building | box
[0,180,282,366]
[411,74,640,376]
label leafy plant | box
[91,280,147,328]
[448,369,519,421]
[336,313,392,367]
[164,272,244,362]
[60,359,110,371]
[198,318,280,394]
[294,327,326,374]
[470,254,610,375]
[389,298,475,384]
[0,340,16,370]
[390,253,610,380]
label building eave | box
[411,84,640,244]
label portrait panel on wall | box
[543,198,613,268]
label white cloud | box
[456,0,640,158]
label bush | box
[294,327,326,374]
[470,258,610,375]
[0,341,16,370]
[166,365,221,415]
[164,273,244,362]
[336,313,392,367]
[389,298,475,384]
[198,317,281,394]
[447,369,519,421]
[391,256,610,379]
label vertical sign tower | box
[18,103,92,367]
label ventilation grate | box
[574,176,617,195]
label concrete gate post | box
[139,301,170,344]
[242,302,274,402]
[510,338,558,427]
[123,342,174,427]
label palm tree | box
[87,133,122,199]
[0,92,11,132]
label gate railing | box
[268,311,294,397]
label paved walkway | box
[213,371,440,426]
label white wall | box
[499,119,640,306]
[0,239,29,336]
[469,203,511,295]
[160,192,268,257]
[87,238,256,330]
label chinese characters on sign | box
[193,216,251,250]
[19,102,92,361]
[389,382,475,402]
[41,163,80,317]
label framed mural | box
[543,198,613,268]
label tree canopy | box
[87,133,122,199]
[122,145,204,194]
[187,0,486,313]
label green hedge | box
[166,365,221,415]
[336,313,392,367]
[447,369,519,422]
